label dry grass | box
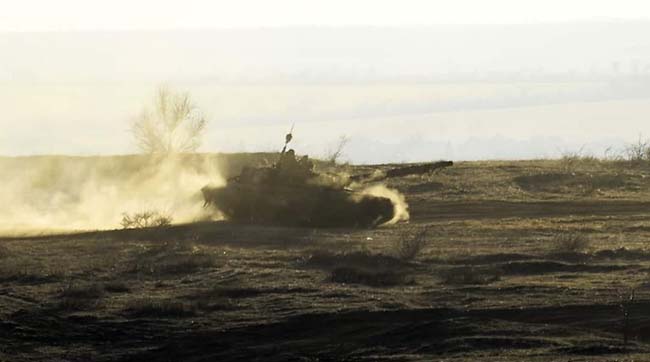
[393,227,429,261]
[514,172,628,194]
[4,157,650,361]
[0,243,10,258]
[551,232,591,254]
[128,241,217,276]
[560,150,604,173]
[0,256,65,283]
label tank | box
[201,133,452,228]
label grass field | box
[3,155,650,361]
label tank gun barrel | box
[350,161,453,182]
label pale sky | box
[1,0,650,32]
[2,2,650,161]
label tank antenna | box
[281,123,295,154]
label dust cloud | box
[310,169,409,225]
[361,184,410,224]
[0,155,224,234]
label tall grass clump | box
[551,232,591,254]
[393,227,429,261]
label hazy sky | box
[2,0,650,31]
[2,4,650,162]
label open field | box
[3,156,650,361]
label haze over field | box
[2,2,650,162]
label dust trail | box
[0,154,224,233]
[361,184,410,224]
[311,169,410,225]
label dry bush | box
[393,227,429,261]
[440,266,502,285]
[131,86,207,155]
[121,210,172,229]
[125,298,197,317]
[623,136,650,163]
[551,232,591,254]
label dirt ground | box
[3,158,650,361]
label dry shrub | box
[551,232,591,254]
[393,227,429,261]
[121,210,172,229]
[624,136,650,163]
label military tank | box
[201,132,452,228]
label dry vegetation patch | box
[0,256,64,284]
[128,241,217,276]
[393,227,429,261]
[0,243,10,258]
[551,232,591,254]
[302,249,416,287]
[514,172,628,194]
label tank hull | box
[202,183,395,228]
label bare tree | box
[132,87,207,155]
